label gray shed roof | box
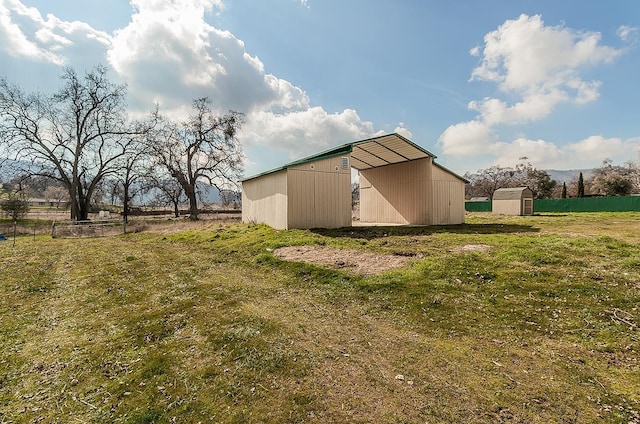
[493,187,533,200]
[242,133,468,182]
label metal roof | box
[242,133,467,182]
[348,133,434,170]
[493,187,533,200]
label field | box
[0,213,639,423]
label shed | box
[241,133,468,229]
[492,187,534,216]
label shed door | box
[523,198,533,215]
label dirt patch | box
[449,244,492,253]
[273,245,414,275]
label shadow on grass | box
[312,223,539,240]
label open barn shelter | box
[241,133,468,229]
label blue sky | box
[1,0,638,178]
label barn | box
[241,133,467,229]
[492,187,534,216]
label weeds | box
[0,213,638,422]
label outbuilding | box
[492,187,534,216]
[241,133,467,229]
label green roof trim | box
[285,143,353,167]
[241,133,465,182]
[241,143,354,182]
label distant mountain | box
[197,182,222,204]
[546,169,595,184]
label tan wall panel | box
[433,165,465,183]
[431,180,466,225]
[313,171,352,228]
[359,158,432,225]
[241,170,288,229]
[492,199,522,215]
[287,169,315,229]
[289,156,351,174]
[288,156,352,229]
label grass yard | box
[0,213,639,423]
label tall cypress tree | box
[561,182,567,198]
[577,172,585,198]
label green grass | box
[0,212,639,423]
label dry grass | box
[0,212,639,423]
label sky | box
[0,0,639,178]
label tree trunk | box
[187,189,198,220]
[78,198,90,221]
[123,184,130,223]
[173,200,180,218]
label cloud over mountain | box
[439,14,638,168]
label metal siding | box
[353,143,406,164]
[287,156,351,229]
[241,170,288,229]
[431,180,466,225]
[493,187,533,200]
[492,199,522,215]
[359,158,431,225]
[432,165,463,183]
[430,165,466,224]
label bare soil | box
[273,243,492,275]
[273,245,415,275]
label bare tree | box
[150,98,243,220]
[117,143,149,223]
[219,189,240,208]
[512,161,556,199]
[0,66,154,221]
[44,186,70,208]
[465,160,556,199]
[464,165,515,199]
[145,172,186,218]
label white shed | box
[492,187,534,216]
[242,133,467,229]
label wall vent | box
[341,157,349,170]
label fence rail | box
[466,195,640,213]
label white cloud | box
[491,138,564,167]
[439,120,496,156]
[103,0,380,162]
[243,107,375,159]
[617,25,639,43]
[471,14,619,92]
[465,14,621,128]
[0,0,112,69]
[440,14,626,169]
[1,0,379,166]
[565,135,640,165]
[452,135,640,171]
[393,124,412,140]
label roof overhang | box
[241,133,468,182]
[348,133,434,170]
